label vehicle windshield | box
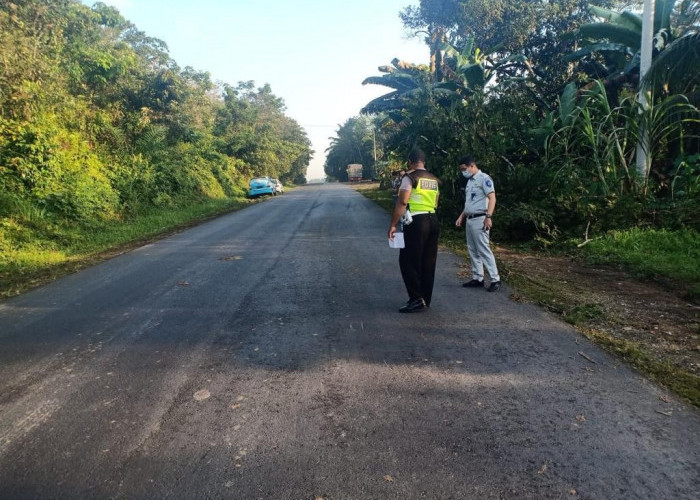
[250,177,267,184]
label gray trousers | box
[465,217,500,282]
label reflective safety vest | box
[407,171,439,213]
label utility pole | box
[372,127,377,162]
[636,0,655,180]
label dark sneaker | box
[462,279,484,288]
[486,281,501,292]
[399,297,426,313]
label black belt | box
[466,213,486,219]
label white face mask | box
[462,171,473,180]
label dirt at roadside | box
[489,247,700,379]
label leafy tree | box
[324,117,378,181]
[357,0,699,241]
[0,0,311,229]
[400,0,625,106]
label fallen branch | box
[578,351,598,364]
[577,221,603,248]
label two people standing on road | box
[455,155,501,292]
[388,152,500,312]
[388,150,440,313]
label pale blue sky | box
[80,0,429,180]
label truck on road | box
[347,164,363,182]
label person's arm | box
[455,209,465,227]
[483,192,496,230]
[388,188,411,239]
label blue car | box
[248,176,275,198]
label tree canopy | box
[343,0,699,241]
[0,0,312,225]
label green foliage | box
[352,0,699,249]
[324,116,380,181]
[571,0,699,100]
[0,110,120,222]
[581,227,700,298]
[0,196,250,298]
[0,0,311,238]
[543,83,699,234]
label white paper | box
[388,232,405,248]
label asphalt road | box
[0,183,697,500]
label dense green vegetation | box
[1,0,311,293]
[326,0,699,247]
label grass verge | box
[0,196,253,298]
[583,327,700,405]
[576,227,700,301]
[500,257,699,406]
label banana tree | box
[360,58,447,117]
[437,37,528,100]
[567,0,699,97]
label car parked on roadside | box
[248,176,275,198]
[271,178,284,194]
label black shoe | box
[486,281,501,292]
[399,298,426,313]
[462,279,484,288]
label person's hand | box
[483,217,493,231]
[455,214,464,228]
[388,225,397,240]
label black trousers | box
[399,213,440,305]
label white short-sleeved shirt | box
[399,174,413,191]
[463,170,494,214]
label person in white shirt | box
[454,155,501,292]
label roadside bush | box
[212,155,248,197]
[0,114,119,222]
[109,154,157,214]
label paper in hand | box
[388,232,405,248]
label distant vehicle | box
[248,176,275,198]
[347,163,363,182]
[271,178,284,194]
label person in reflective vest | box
[388,149,441,312]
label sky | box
[80,0,429,181]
